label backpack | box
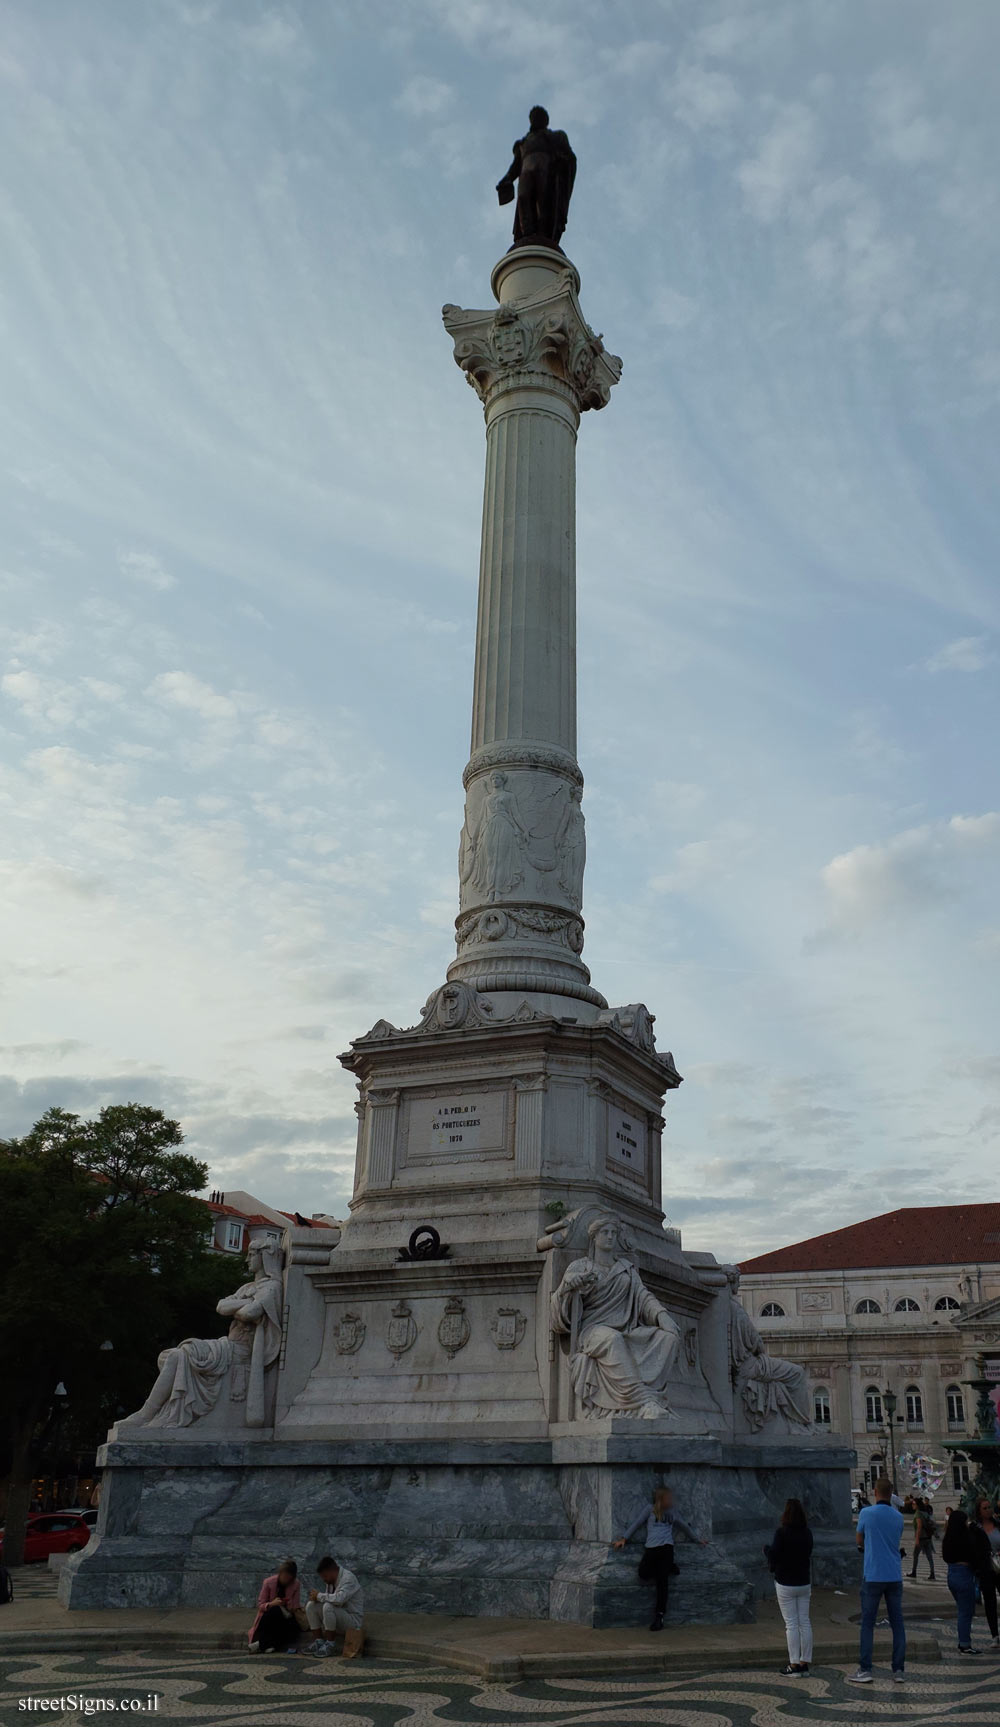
[920,1514,936,1541]
[0,1565,13,1606]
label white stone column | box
[443,248,621,1007]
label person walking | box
[764,1498,813,1675]
[304,1555,365,1657]
[908,1497,937,1581]
[613,1485,708,1632]
[972,1496,1000,1649]
[248,1558,302,1653]
[943,1508,991,1653]
[848,1476,906,1686]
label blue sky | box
[1,0,997,1260]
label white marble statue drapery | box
[124,1242,284,1430]
[551,1216,679,1418]
[728,1293,810,1431]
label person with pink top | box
[248,1558,302,1653]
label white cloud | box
[923,636,993,673]
[118,549,175,592]
[815,813,1000,937]
[671,64,742,132]
[397,74,453,118]
[2,668,81,728]
[148,670,238,723]
[868,68,943,167]
[738,103,818,223]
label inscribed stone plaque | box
[407,1090,508,1162]
[608,1107,646,1171]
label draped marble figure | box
[551,1216,680,1418]
[124,1240,284,1430]
[727,1278,810,1432]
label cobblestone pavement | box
[3,1644,999,1726]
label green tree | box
[0,1103,242,1566]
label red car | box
[0,1513,91,1562]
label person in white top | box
[304,1555,365,1656]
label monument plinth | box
[62,136,853,1624]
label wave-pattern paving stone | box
[2,1647,1000,1726]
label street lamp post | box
[883,1386,899,1490]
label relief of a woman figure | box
[551,1217,680,1418]
[460,770,530,903]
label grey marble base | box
[61,1440,854,1626]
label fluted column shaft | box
[442,249,620,1006]
[473,389,577,757]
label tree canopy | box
[0,1102,243,1562]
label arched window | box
[855,1298,881,1314]
[813,1387,831,1425]
[905,1386,923,1427]
[934,1295,960,1311]
[865,1388,883,1426]
[946,1386,965,1427]
[759,1302,785,1318]
[868,1456,884,1488]
[894,1297,920,1312]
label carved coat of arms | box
[333,1312,366,1356]
[438,1296,471,1359]
[386,1300,418,1358]
[492,310,528,366]
[490,1307,527,1351]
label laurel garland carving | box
[463,743,583,790]
[455,906,585,954]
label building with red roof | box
[737,1206,1000,1497]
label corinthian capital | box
[442,270,621,413]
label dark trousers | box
[638,1544,674,1616]
[979,1570,998,1640]
[256,1603,294,1651]
[859,1579,905,1673]
[909,1538,935,1578]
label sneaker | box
[305,1638,326,1655]
[648,1615,664,1632]
[315,1640,337,1658]
[847,1669,873,1683]
[779,1664,803,1675]
[248,1642,260,1654]
[892,1671,905,1684]
[958,1645,978,1654]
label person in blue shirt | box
[848,1477,905,1685]
[613,1486,708,1631]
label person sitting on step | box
[304,1554,365,1657]
[248,1557,303,1653]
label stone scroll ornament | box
[550,1214,680,1418]
[726,1270,810,1431]
[122,1241,284,1430]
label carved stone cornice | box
[442,271,621,416]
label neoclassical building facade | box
[739,1206,1000,1495]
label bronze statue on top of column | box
[497,107,576,251]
